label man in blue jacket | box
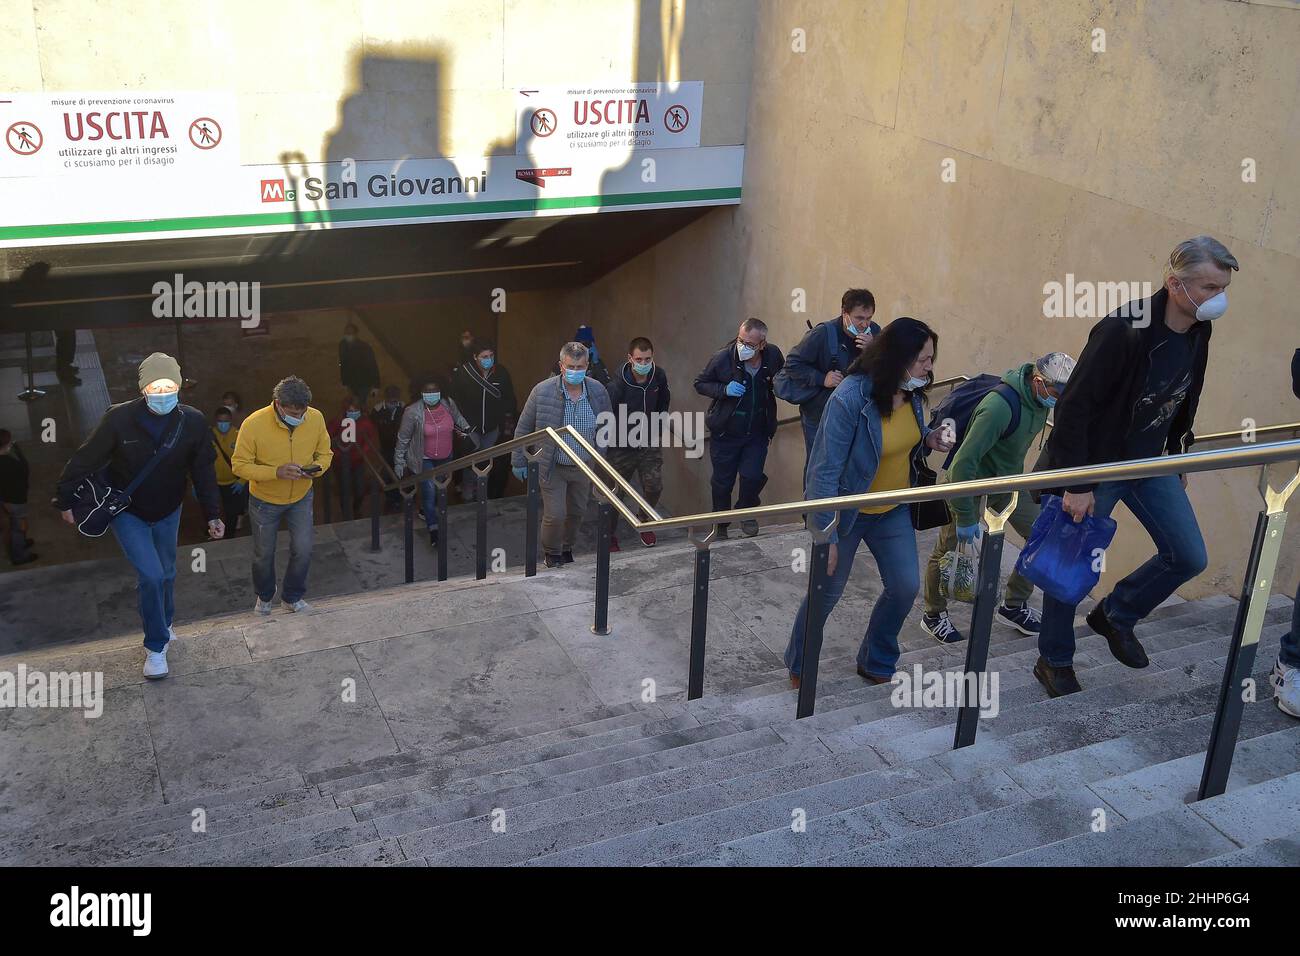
[774,289,882,472]
[694,318,785,537]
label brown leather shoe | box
[789,673,801,689]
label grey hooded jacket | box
[394,398,473,479]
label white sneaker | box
[254,597,273,616]
[143,647,169,679]
[281,599,311,613]
[167,626,178,644]
[1272,657,1300,719]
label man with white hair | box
[54,352,225,679]
[1033,236,1237,697]
[511,342,612,568]
[920,351,1076,644]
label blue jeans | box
[419,456,452,530]
[800,416,819,490]
[1281,580,1300,668]
[110,506,182,652]
[1038,474,1207,667]
[249,491,314,604]
[784,506,919,678]
[709,432,769,517]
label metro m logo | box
[260,179,286,202]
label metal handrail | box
[1193,421,1300,445]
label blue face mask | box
[146,393,178,415]
[278,405,305,428]
[1040,395,1057,409]
[216,421,232,434]
[422,392,441,405]
[563,369,587,385]
[900,376,928,392]
[479,357,494,370]
[345,410,362,421]
[632,361,653,376]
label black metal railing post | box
[18,331,45,402]
[434,474,449,582]
[340,459,354,521]
[592,499,613,635]
[403,490,415,583]
[687,527,716,700]
[370,479,381,552]
[321,472,332,523]
[473,462,490,580]
[954,494,1012,749]
[525,454,541,577]
[796,521,835,719]
[1198,464,1297,799]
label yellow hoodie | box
[232,404,333,505]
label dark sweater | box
[0,444,30,504]
[54,399,222,522]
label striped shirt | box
[554,377,598,466]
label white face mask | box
[736,342,757,361]
[1178,280,1228,322]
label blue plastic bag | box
[1014,495,1118,605]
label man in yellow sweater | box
[232,376,333,614]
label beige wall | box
[0,0,753,164]
[505,0,1300,601]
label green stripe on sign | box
[0,188,743,241]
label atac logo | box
[260,179,294,202]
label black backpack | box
[927,374,1022,470]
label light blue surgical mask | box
[563,369,587,385]
[278,405,304,428]
[423,392,441,405]
[479,357,494,370]
[345,410,362,421]
[632,361,653,376]
[216,421,232,434]
[146,393,178,415]
[1040,395,1058,409]
[900,376,928,392]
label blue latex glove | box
[955,523,980,543]
[230,481,246,494]
[512,466,528,482]
[724,380,747,398]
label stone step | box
[984,770,1300,867]
[1189,828,1300,866]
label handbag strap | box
[123,414,186,497]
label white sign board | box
[516,82,703,155]
[0,91,239,178]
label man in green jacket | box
[920,352,1075,644]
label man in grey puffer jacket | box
[512,342,612,567]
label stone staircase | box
[1,519,1296,866]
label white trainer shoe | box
[167,626,178,644]
[143,647,169,679]
[281,599,311,613]
[255,597,273,616]
[1272,657,1300,719]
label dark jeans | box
[418,456,452,530]
[709,432,769,521]
[784,506,919,678]
[800,415,819,490]
[2,502,31,564]
[1038,475,1207,667]
[249,491,315,604]
[218,483,247,537]
[109,506,182,652]
[1281,580,1300,669]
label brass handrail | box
[1192,421,1300,445]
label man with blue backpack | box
[774,289,883,476]
[919,353,1075,643]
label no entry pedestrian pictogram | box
[189,117,222,149]
[5,121,42,155]
[664,104,689,133]
[530,108,557,137]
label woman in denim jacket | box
[784,317,953,686]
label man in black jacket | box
[450,339,518,499]
[774,288,883,473]
[338,320,380,404]
[605,336,671,549]
[694,317,786,538]
[1032,236,1237,698]
[53,353,225,680]
[0,429,36,565]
